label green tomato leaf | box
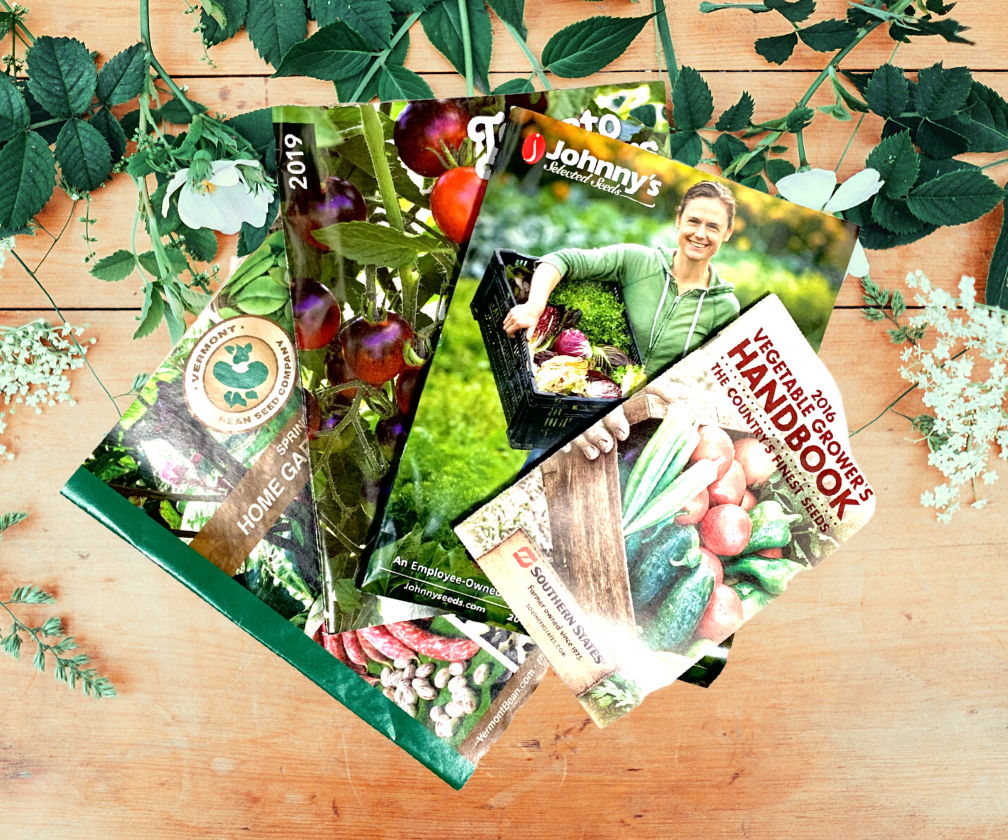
[986,199,1008,309]
[865,130,918,199]
[870,194,926,235]
[378,64,435,101]
[201,0,248,47]
[0,73,29,142]
[55,118,113,192]
[273,19,375,82]
[798,19,859,53]
[309,0,393,50]
[671,66,713,133]
[715,91,754,132]
[906,168,1005,226]
[89,106,127,163]
[754,32,797,65]
[26,36,97,119]
[0,131,55,230]
[312,220,448,268]
[246,0,309,68]
[492,77,534,95]
[666,131,702,167]
[765,0,815,23]
[486,0,526,38]
[960,83,1008,153]
[89,249,137,282]
[865,63,908,121]
[541,14,653,79]
[96,43,147,105]
[421,0,493,93]
[916,62,972,121]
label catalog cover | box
[274,84,669,634]
[456,295,875,726]
[358,108,860,630]
[60,232,540,787]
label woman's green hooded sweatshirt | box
[541,243,740,375]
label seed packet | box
[358,108,860,631]
[273,84,671,633]
[456,294,875,726]
[60,233,542,787]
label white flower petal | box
[177,186,231,233]
[845,239,870,278]
[825,168,884,213]
[209,160,242,188]
[775,168,836,211]
[163,168,188,218]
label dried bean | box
[473,663,490,685]
[433,668,450,689]
[448,661,466,676]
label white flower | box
[775,167,883,279]
[163,159,274,236]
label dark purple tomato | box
[395,367,420,415]
[376,412,410,453]
[325,349,359,404]
[304,391,321,439]
[286,177,366,253]
[340,313,414,387]
[291,278,341,350]
[393,100,470,178]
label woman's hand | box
[503,302,545,339]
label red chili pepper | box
[321,630,347,665]
[358,625,417,661]
[356,630,391,665]
[340,630,368,666]
[385,621,481,661]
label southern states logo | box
[184,316,296,433]
[513,545,537,568]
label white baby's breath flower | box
[163,158,274,236]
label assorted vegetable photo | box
[360,108,859,630]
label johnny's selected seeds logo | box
[184,316,296,432]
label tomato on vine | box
[395,367,421,415]
[340,313,414,387]
[430,166,486,245]
[286,176,366,252]
[393,99,470,178]
[325,349,360,404]
[291,278,341,350]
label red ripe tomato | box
[304,391,321,439]
[393,100,470,178]
[395,367,420,415]
[696,583,744,641]
[430,166,486,245]
[340,313,414,387]
[325,350,359,404]
[291,278,341,350]
[286,176,366,253]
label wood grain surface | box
[3,2,1008,838]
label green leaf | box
[9,584,56,604]
[312,220,448,268]
[421,0,493,92]
[986,199,1008,309]
[865,64,907,120]
[915,116,969,160]
[830,71,868,114]
[907,169,1005,226]
[715,91,754,132]
[961,83,1008,153]
[765,0,815,23]
[784,105,814,132]
[871,194,925,235]
[629,104,657,129]
[916,62,972,121]
[273,19,375,82]
[134,285,164,340]
[378,64,435,101]
[238,192,280,256]
[55,118,113,192]
[486,0,527,39]
[865,130,918,199]
[96,43,147,105]
[0,511,28,536]
[493,77,534,95]
[180,225,219,262]
[27,36,97,119]
[309,0,393,50]
[0,73,29,142]
[540,14,653,79]
[333,24,409,102]
[712,132,749,173]
[666,131,702,166]
[246,0,309,67]
[89,107,127,163]
[766,157,796,183]
[89,249,136,282]
[671,66,713,133]
[201,0,248,46]
[754,32,797,65]
[235,275,289,314]
[0,131,56,230]
[798,19,858,52]
[160,97,207,125]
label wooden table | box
[3,2,1007,835]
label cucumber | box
[629,523,699,610]
[642,561,715,653]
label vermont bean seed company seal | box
[184,316,296,432]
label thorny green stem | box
[9,249,122,417]
[980,157,1008,172]
[140,0,198,117]
[458,0,474,97]
[499,20,551,90]
[348,11,422,103]
[796,131,808,169]
[653,0,679,89]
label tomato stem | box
[359,104,404,232]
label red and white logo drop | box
[522,132,546,164]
